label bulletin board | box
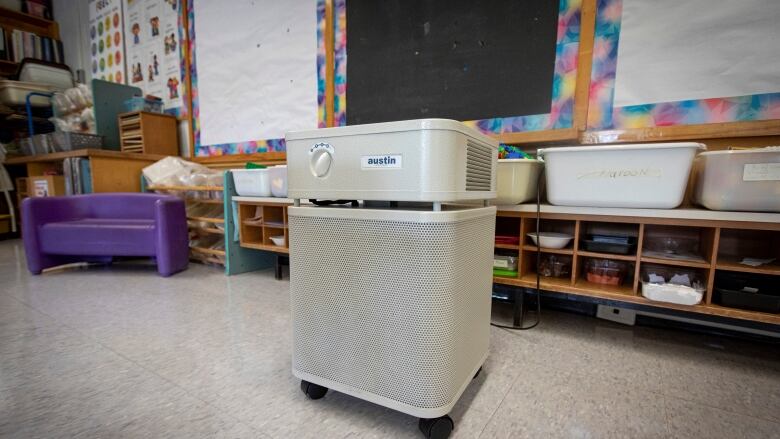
[334,0,584,136]
[587,0,780,131]
[122,0,186,115]
[88,0,127,84]
[188,0,327,157]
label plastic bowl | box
[270,235,286,246]
[527,232,573,249]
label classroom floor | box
[0,239,778,439]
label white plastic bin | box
[0,80,54,107]
[232,169,271,197]
[495,159,543,204]
[538,143,705,208]
[19,62,74,90]
[268,165,287,197]
[693,147,780,212]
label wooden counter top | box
[5,149,170,164]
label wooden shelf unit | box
[118,111,179,155]
[0,6,60,75]
[0,7,59,38]
[145,183,226,266]
[235,201,291,254]
[493,208,780,325]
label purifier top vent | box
[285,119,499,202]
[466,139,494,191]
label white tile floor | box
[0,239,778,438]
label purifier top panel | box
[286,118,496,145]
[285,119,498,202]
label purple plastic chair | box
[22,193,189,277]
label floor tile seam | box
[663,393,780,425]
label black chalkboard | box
[346,0,560,125]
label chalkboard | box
[345,0,560,125]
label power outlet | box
[596,305,636,326]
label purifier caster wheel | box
[300,380,328,400]
[474,366,483,379]
[419,415,454,439]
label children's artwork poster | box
[88,0,127,84]
[123,0,183,110]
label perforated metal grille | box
[289,211,494,410]
[465,140,494,191]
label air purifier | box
[286,119,498,439]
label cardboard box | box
[28,175,65,197]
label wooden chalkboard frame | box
[332,0,595,144]
[584,0,780,144]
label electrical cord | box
[491,166,544,330]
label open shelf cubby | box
[236,202,290,254]
[493,209,780,325]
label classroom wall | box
[53,0,92,83]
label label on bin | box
[743,163,780,181]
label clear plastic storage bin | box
[493,255,518,272]
[641,265,704,306]
[584,258,629,286]
[693,147,780,212]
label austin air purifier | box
[285,119,498,439]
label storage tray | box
[717,288,780,314]
[583,238,636,255]
[714,272,780,313]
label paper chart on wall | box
[613,0,780,108]
[88,0,127,84]
[123,0,182,110]
[193,0,319,146]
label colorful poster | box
[88,0,127,84]
[123,0,183,111]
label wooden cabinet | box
[493,205,780,325]
[119,111,179,156]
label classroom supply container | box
[693,147,780,212]
[538,143,705,208]
[493,254,518,272]
[50,132,103,151]
[714,272,780,313]
[641,265,704,306]
[527,232,573,249]
[124,96,164,113]
[19,61,73,90]
[495,158,543,204]
[268,165,287,197]
[582,234,636,255]
[538,254,571,278]
[232,168,271,197]
[584,258,628,286]
[0,80,54,107]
